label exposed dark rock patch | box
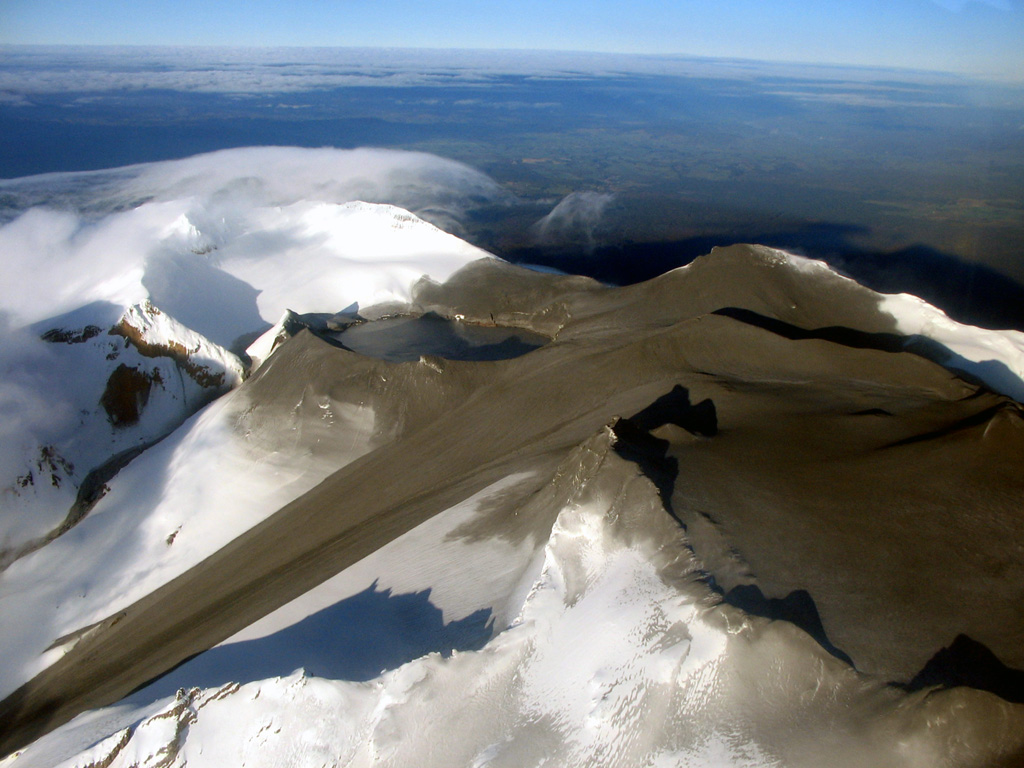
[12,445,74,492]
[40,325,102,344]
[99,364,159,427]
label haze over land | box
[2,47,1023,328]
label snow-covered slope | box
[0,157,493,569]
[880,290,1024,402]
[3,151,1024,766]
[0,300,243,563]
[10,425,1023,768]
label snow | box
[764,247,839,276]
[0,148,495,617]
[226,472,540,646]
[879,291,1024,401]
[0,378,379,699]
[0,188,494,696]
[0,435,741,767]
[212,200,492,325]
[0,196,489,341]
[772,248,1024,401]
[4,149,1024,765]
[0,301,242,556]
[12,429,1016,768]
[245,311,295,372]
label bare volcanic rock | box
[3,244,1024,761]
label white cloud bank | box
[0,146,504,329]
[533,191,614,251]
[0,46,971,99]
[0,47,634,95]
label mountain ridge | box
[4,241,1024,764]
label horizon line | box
[2,43,1017,85]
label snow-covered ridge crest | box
[111,301,244,392]
[93,299,244,438]
[0,300,244,567]
[219,199,495,329]
[880,290,1024,401]
[0,175,496,562]
[0,148,502,334]
[713,243,1024,401]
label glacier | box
[1,148,1024,767]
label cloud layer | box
[1,145,504,220]
[0,46,973,99]
[533,191,614,251]
[0,146,508,334]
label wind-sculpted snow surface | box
[2,175,1024,765]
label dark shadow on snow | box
[125,581,493,704]
[900,633,1024,704]
[141,250,267,353]
[29,301,125,338]
[612,384,718,519]
[614,386,857,670]
[723,584,855,667]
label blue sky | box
[1,0,1023,79]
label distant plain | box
[2,47,1023,327]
